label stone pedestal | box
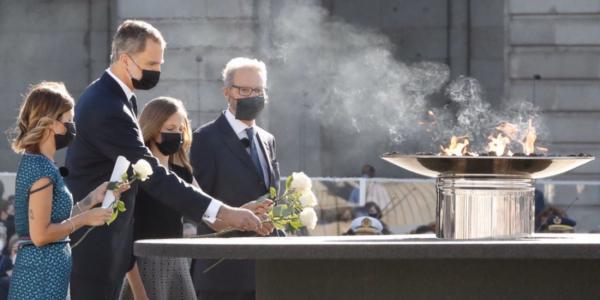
[135,234,600,299]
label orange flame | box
[496,122,519,140]
[522,119,536,155]
[439,119,547,156]
[486,133,511,156]
[440,136,470,156]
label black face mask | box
[128,55,161,90]
[132,69,160,90]
[55,122,76,151]
[234,96,266,121]
[156,132,183,156]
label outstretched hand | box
[218,205,262,232]
[241,199,274,215]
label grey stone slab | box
[135,234,600,260]
[156,19,257,50]
[470,26,505,59]
[331,0,383,29]
[117,0,207,19]
[0,0,87,32]
[509,80,600,111]
[89,31,111,68]
[161,46,257,81]
[385,28,447,61]
[542,112,600,143]
[204,0,255,19]
[470,59,505,92]
[90,0,110,30]
[511,16,600,45]
[509,47,600,79]
[471,0,506,27]
[380,0,448,28]
[509,0,600,14]
[133,79,224,113]
[257,259,600,300]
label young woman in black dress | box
[121,96,197,300]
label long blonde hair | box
[11,82,74,154]
[138,97,192,174]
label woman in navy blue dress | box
[7,82,122,299]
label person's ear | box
[51,120,64,135]
[223,87,231,99]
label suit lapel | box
[215,114,260,175]
[256,128,274,189]
[99,72,136,118]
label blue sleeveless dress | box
[8,153,73,299]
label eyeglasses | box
[231,85,268,97]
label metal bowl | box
[381,153,594,179]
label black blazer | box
[65,72,214,299]
[190,113,280,292]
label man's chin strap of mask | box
[233,96,266,121]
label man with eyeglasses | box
[190,57,280,300]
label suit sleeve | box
[84,108,213,221]
[271,137,281,192]
[190,130,216,196]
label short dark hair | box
[110,20,166,63]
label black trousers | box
[70,275,121,300]
[197,291,254,300]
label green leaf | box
[285,175,293,190]
[117,200,126,212]
[282,207,294,217]
[107,210,118,225]
[269,187,277,199]
[107,181,119,191]
[121,172,129,183]
[272,205,288,218]
[290,218,303,230]
[285,223,295,233]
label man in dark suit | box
[65,21,263,300]
[190,57,280,300]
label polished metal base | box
[436,175,535,239]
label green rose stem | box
[72,178,136,249]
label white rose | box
[290,172,312,192]
[299,191,318,208]
[132,159,153,182]
[299,207,318,230]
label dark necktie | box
[129,95,138,116]
[245,127,266,186]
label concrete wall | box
[0,0,559,181]
[0,0,113,169]
[506,0,600,180]
[320,0,506,177]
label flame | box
[438,118,548,156]
[486,133,511,156]
[522,119,536,155]
[440,136,470,156]
[496,122,519,140]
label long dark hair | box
[138,97,192,174]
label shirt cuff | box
[202,199,223,224]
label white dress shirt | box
[224,109,270,188]
[105,68,222,223]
